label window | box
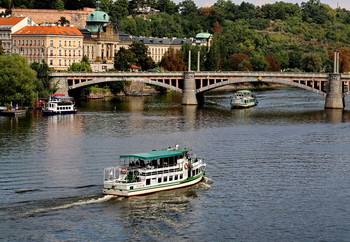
[50,60,53,65]
[50,40,53,46]
[169,176,173,181]
[163,177,167,182]
[175,175,178,180]
[158,178,162,183]
[146,179,150,185]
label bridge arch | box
[68,77,183,93]
[196,78,327,96]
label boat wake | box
[27,195,119,216]
[199,177,213,190]
[202,176,213,184]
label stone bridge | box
[49,71,350,109]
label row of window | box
[12,47,82,56]
[13,39,81,47]
[145,174,184,186]
[55,106,73,110]
[141,168,178,176]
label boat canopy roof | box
[120,148,190,160]
[236,90,252,93]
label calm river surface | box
[1,87,350,241]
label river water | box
[1,87,350,241]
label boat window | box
[158,178,161,183]
[146,179,150,185]
[130,186,133,190]
[175,175,178,180]
[180,174,183,179]
[163,177,167,182]
[151,171,157,175]
[169,176,173,181]
[164,170,169,173]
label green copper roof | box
[120,148,190,160]
[86,0,110,32]
[195,33,212,38]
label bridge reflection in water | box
[49,71,350,109]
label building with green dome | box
[86,0,109,33]
[82,0,119,71]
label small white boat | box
[230,90,258,108]
[42,94,77,116]
[103,145,206,197]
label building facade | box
[81,1,119,71]
[0,16,35,54]
[12,26,83,70]
[10,8,94,29]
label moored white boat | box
[42,94,77,116]
[103,145,206,197]
[230,90,258,108]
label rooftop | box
[0,17,25,27]
[12,26,83,36]
[120,148,190,160]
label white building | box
[0,16,35,54]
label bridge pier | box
[182,72,199,105]
[325,74,344,109]
[51,77,69,96]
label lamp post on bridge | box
[325,50,344,109]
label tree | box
[300,53,322,72]
[0,55,38,106]
[155,0,178,14]
[57,17,70,26]
[329,47,350,73]
[0,40,3,55]
[160,48,186,71]
[54,0,64,10]
[114,47,136,71]
[30,61,51,97]
[68,60,92,72]
[229,53,252,71]
[265,55,281,71]
[129,41,155,70]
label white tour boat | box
[103,145,206,197]
[42,94,77,116]
[230,90,258,108]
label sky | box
[184,0,350,10]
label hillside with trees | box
[2,0,350,72]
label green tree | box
[30,61,51,97]
[0,40,3,55]
[0,55,38,106]
[300,53,322,72]
[129,41,155,70]
[114,47,136,71]
[68,61,92,72]
[54,0,64,10]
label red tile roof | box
[0,17,25,26]
[12,26,83,36]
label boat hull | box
[103,174,204,197]
[42,110,77,116]
[230,102,257,109]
